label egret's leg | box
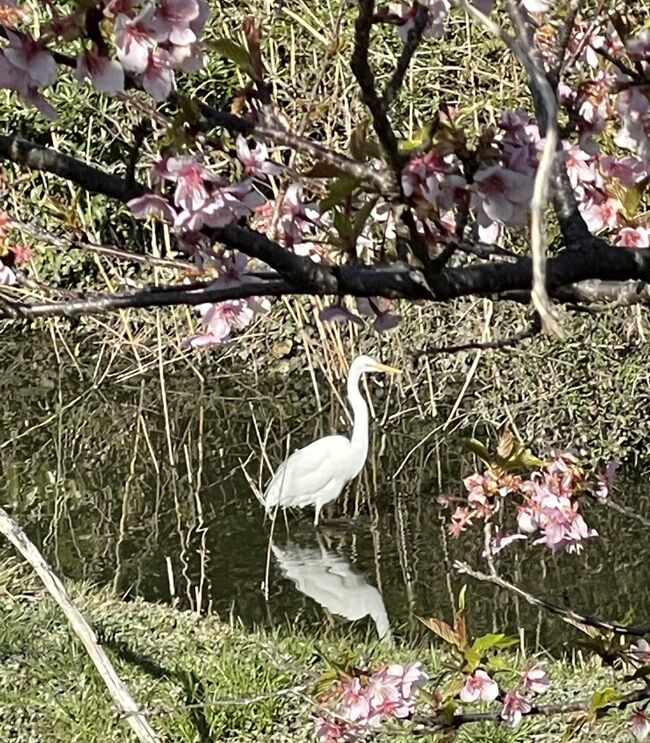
[313,504,320,526]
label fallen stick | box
[0,506,160,743]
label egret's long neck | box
[347,366,369,458]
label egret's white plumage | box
[263,355,400,525]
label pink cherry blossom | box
[189,0,210,37]
[616,88,650,160]
[0,0,31,23]
[501,690,532,727]
[393,0,450,42]
[4,29,56,88]
[630,639,650,663]
[616,227,649,248]
[449,506,473,537]
[487,532,528,555]
[319,305,364,327]
[162,156,217,211]
[6,243,33,265]
[340,678,370,722]
[579,188,622,234]
[151,0,200,46]
[626,29,650,62]
[499,109,541,175]
[630,709,650,741]
[599,155,648,187]
[252,182,321,247]
[185,299,255,349]
[104,0,139,17]
[0,50,57,117]
[176,181,262,231]
[142,48,175,100]
[166,40,205,72]
[459,670,499,703]
[562,144,597,189]
[472,166,533,227]
[75,49,125,94]
[235,136,281,177]
[402,151,466,213]
[517,507,539,534]
[364,673,411,719]
[115,6,157,73]
[314,716,345,742]
[127,194,178,223]
[522,665,550,694]
[378,662,429,701]
[355,297,401,333]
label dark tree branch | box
[383,3,428,107]
[350,0,402,175]
[0,134,145,202]
[0,279,292,319]
[350,2,438,278]
[0,134,336,292]
[557,279,650,307]
[3,135,650,320]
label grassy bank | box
[0,558,638,743]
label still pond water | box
[1,336,650,652]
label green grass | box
[0,558,640,742]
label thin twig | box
[383,3,428,107]
[415,316,540,357]
[505,0,563,338]
[455,560,650,637]
[412,685,650,732]
[9,215,192,271]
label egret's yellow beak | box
[372,362,401,375]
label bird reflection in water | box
[271,540,391,640]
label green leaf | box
[351,198,377,235]
[319,176,361,212]
[471,633,519,652]
[590,687,619,710]
[332,209,352,239]
[453,610,467,650]
[462,438,492,465]
[398,121,436,154]
[462,647,481,671]
[363,139,382,159]
[495,440,545,472]
[206,38,253,74]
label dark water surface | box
[2,334,650,652]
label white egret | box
[263,355,400,525]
